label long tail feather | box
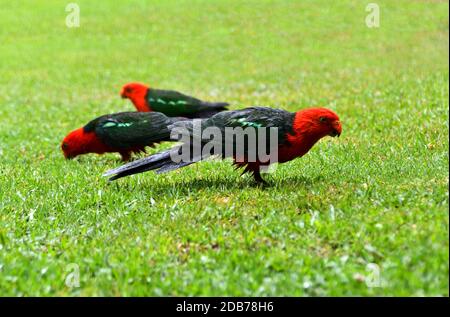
[203,102,229,110]
[104,148,177,181]
[155,160,195,174]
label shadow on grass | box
[108,172,327,197]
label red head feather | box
[61,127,111,159]
[292,108,341,138]
[120,82,151,112]
[279,108,342,163]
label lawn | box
[0,0,448,296]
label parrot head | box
[120,82,150,112]
[296,108,342,139]
[61,128,106,159]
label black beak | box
[330,130,341,137]
[63,152,74,159]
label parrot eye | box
[319,117,328,123]
[62,142,69,150]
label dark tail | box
[183,102,228,119]
[203,102,229,111]
[104,146,194,181]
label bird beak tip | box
[330,130,341,138]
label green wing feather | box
[85,112,181,149]
[146,88,228,117]
[169,107,296,153]
[203,107,294,143]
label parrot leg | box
[253,169,268,186]
[119,151,132,162]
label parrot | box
[104,107,342,184]
[61,111,186,161]
[120,82,229,118]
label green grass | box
[0,0,448,296]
